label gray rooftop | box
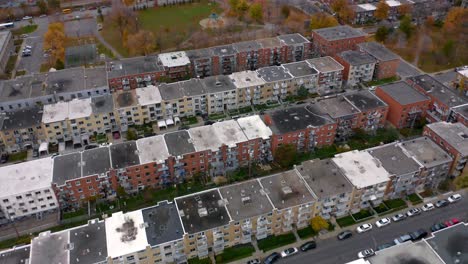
[142,201,184,246]
[358,42,399,61]
[368,143,421,176]
[451,103,468,121]
[409,74,467,108]
[426,122,468,156]
[309,95,360,118]
[426,223,468,264]
[82,147,112,176]
[256,37,281,48]
[211,44,237,56]
[179,79,207,97]
[52,152,82,186]
[91,94,114,114]
[200,75,236,93]
[84,67,108,90]
[113,90,137,108]
[45,67,85,95]
[313,25,366,41]
[186,48,213,60]
[265,105,334,134]
[110,141,140,169]
[69,220,107,264]
[307,57,344,73]
[175,189,231,234]
[0,107,43,131]
[0,245,30,264]
[378,81,430,105]
[233,40,262,52]
[296,159,353,199]
[158,82,185,101]
[343,90,387,111]
[277,33,309,45]
[0,75,35,103]
[337,50,376,66]
[369,240,444,264]
[107,56,164,79]
[400,136,452,168]
[282,61,318,77]
[219,180,274,221]
[259,170,314,210]
[164,130,196,156]
[30,231,69,264]
[257,66,292,82]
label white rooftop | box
[105,210,148,259]
[42,101,69,123]
[212,120,248,148]
[0,158,54,198]
[188,125,222,152]
[332,150,391,189]
[230,71,266,89]
[135,85,162,106]
[385,0,401,6]
[136,135,170,164]
[237,115,272,140]
[158,51,190,68]
[358,3,377,10]
[68,98,92,120]
[458,68,468,78]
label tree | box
[374,0,390,20]
[126,129,137,140]
[237,0,250,19]
[330,0,354,23]
[442,39,455,58]
[310,13,339,30]
[397,4,412,17]
[273,144,297,168]
[249,3,263,23]
[110,3,137,37]
[228,0,240,13]
[44,22,65,63]
[399,14,413,38]
[47,0,60,10]
[37,0,48,14]
[97,7,104,22]
[443,7,468,32]
[123,0,135,6]
[127,30,156,56]
[116,186,127,198]
[310,216,329,233]
[281,5,290,18]
[55,59,64,70]
[375,26,389,42]
[454,173,468,190]
[297,85,309,98]
[20,2,28,15]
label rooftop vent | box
[282,186,293,196]
[115,216,138,243]
[198,207,208,217]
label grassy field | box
[215,244,255,264]
[12,24,38,36]
[257,233,296,252]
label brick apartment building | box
[448,104,468,126]
[311,25,367,56]
[358,42,400,80]
[334,50,376,87]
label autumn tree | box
[123,0,135,6]
[374,0,390,20]
[397,4,412,17]
[37,0,48,14]
[249,3,263,23]
[375,26,389,42]
[330,0,354,23]
[110,3,137,37]
[310,13,339,30]
[237,0,250,19]
[127,30,156,56]
[228,0,239,15]
[47,0,60,10]
[273,144,297,168]
[399,14,413,38]
[19,2,28,15]
[44,22,66,64]
[311,216,329,233]
[443,7,468,32]
[281,5,290,18]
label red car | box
[444,218,460,227]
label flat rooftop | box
[277,33,309,45]
[296,159,353,199]
[409,74,467,108]
[45,67,86,95]
[369,240,444,264]
[230,71,266,89]
[175,189,231,234]
[358,42,399,61]
[307,57,344,73]
[400,136,453,168]
[0,107,43,131]
[107,56,164,79]
[105,210,148,259]
[0,75,34,103]
[211,44,237,56]
[265,105,334,134]
[200,75,236,94]
[426,222,468,264]
[212,120,248,148]
[219,179,274,221]
[69,220,107,264]
[343,90,387,111]
[426,122,468,156]
[82,147,112,177]
[164,130,196,156]
[332,150,391,189]
[135,85,162,106]
[113,90,138,109]
[53,152,82,186]
[257,66,292,82]
[188,125,223,152]
[256,37,281,48]
[236,115,272,140]
[178,79,207,97]
[142,201,184,246]
[337,50,376,66]
[0,158,53,198]
[313,25,366,41]
[30,231,69,264]
[356,3,376,11]
[91,94,114,114]
[84,67,108,90]
[378,81,430,105]
[259,170,314,210]
[233,40,262,52]
[310,95,360,118]
[68,98,93,120]
[282,61,318,77]
[451,103,468,121]
[0,245,30,264]
[158,51,190,67]
[385,0,401,7]
[42,101,69,123]
[158,82,185,101]
[110,141,140,169]
[186,48,213,60]
[136,135,170,164]
[367,143,421,176]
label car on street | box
[300,241,316,251]
[376,241,396,251]
[337,230,353,240]
[392,213,406,222]
[25,45,32,49]
[22,16,32,20]
[409,229,428,241]
[356,223,373,233]
[435,199,449,208]
[247,259,260,264]
[39,14,47,18]
[431,223,447,232]
[445,218,460,227]
[422,203,435,211]
[264,252,280,264]
[406,208,421,217]
[280,247,298,258]
[394,234,412,245]
[20,34,28,38]
[448,194,462,203]
[375,218,391,228]
[357,249,375,259]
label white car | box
[22,16,32,20]
[356,223,373,233]
[280,247,298,258]
[375,218,391,228]
[448,194,462,203]
[357,248,375,258]
[421,203,435,211]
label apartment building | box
[357,42,400,80]
[256,37,282,67]
[211,44,237,76]
[201,75,238,114]
[277,34,313,62]
[0,245,30,264]
[282,61,319,94]
[352,3,377,24]
[135,134,173,186]
[367,142,422,198]
[424,122,468,177]
[448,103,468,126]
[333,150,391,212]
[296,159,353,219]
[0,158,58,221]
[375,81,431,128]
[343,90,388,132]
[0,31,13,74]
[263,105,337,153]
[230,70,267,107]
[236,115,273,163]
[407,74,467,122]
[456,67,468,96]
[257,66,294,101]
[311,25,367,56]
[108,141,143,193]
[334,50,376,87]
[187,48,214,78]
[307,56,344,95]
[158,51,191,80]
[233,40,263,72]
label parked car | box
[0,154,8,163]
[392,213,407,222]
[300,241,316,251]
[435,199,449,208]
[357,249,375,258]
[422,203,435,211]
[376,218,391,228]
[84,144,99,150]
[376,241,396,251]
[448,194,462,203]
[406,208,421,217]
[264,252,280,264]
[39,14,47,18]
[247,259,260,264]
[280,247,298,258]
[22,16,32,20]
[445,218,460,227]
[409,229,428,241]
[356,223,373,233]
[25,45,32,49]
[394,234,412,245]
[337,230,353,240]
[431,223,447,232]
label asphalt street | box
[276,195,468,264]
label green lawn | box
[366,76,399,87]
[12,24,38,35]
[297,226,317,239]
[258,233,296,252]
[208,113,226,120]
[373,203,390,214]
[5,55,17,75]
[62,208,87,219]
[352,209,373,221]
[215,244,255,264]
[384,198,407,209]
[188,257,212,264]
[407,193,423,205]
[182,116,198,125]
[8,151,27,162]
[336,215,356,227]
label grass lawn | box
[5,55,17,75]
[373,203,390,214]
[384,198,407,209]
[297,226,317,239]
[215,244,255,264]
[95,133,108,144]
[0,235,32,251]
[182,116,198,125]
[208,113,226,120]
[336,215,356,227]
[407,193,423,205]
[62,208,87,219]
[352,209,373,221]
[188,257,212,264]
[12,24,38,35]
[257,233,296,252]
[366,76,399,87]
[8,151,27,162]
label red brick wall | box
[333,55,351,81]
[311,32,366,56]
[374,59,399,80]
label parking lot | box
[17,36,46,74]
[64,17,98,38]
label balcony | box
[321,207,332,214]
[323,200,335,207]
